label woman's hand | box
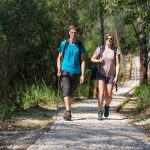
[113,76,118,84]
[99,57,103,63]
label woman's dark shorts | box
[60,71,80,97]
[96,72,115,84]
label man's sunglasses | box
[70,31,77,34]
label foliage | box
[0,79,60,119]
[0,0,149,118]
[134,84,150,111]
[0,0,82,117]
[121,25,139,54]
[76,68,91,98]
[16,80,58,108]
[104,0,149,84]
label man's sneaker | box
[104,105,109,117]
[98,111,103,120]
[63,110,71,121]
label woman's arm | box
[115,54,120,78]
[91,48,103,63]
[113,54,120,84]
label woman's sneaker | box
[104,105,109,117]
[63,110,71,121]
[98,111,103,120]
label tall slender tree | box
[104,0,149,84]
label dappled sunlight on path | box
[12,56,149,150]
[23,81,150,150]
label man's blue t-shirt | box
[58,40,86,74]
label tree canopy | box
[0,0,149,118]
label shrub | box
[134,84,150,111]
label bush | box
[16,80,59,109]
[134,84,150,111]
[76,69,91,98]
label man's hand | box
[80,75,84,84]
[57,53,63,78]
[57,71,61,77]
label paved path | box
[24,80,150,150]
[12,56,149,150]
[131,56,140,81]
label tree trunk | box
[99,0,104,46]
[89,0,105,98]
[133,14,148,84]
[139,31,148,84]
[114,29,123,60]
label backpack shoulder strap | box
[61,39,69,66]
[113,47,117,64]
[77,40,82,54]
[62,39,69,56]
[100,45,105,57]
[77,40,82,66]
[64,39,81,54]
[113,47,117,56]
[113,47,118,92]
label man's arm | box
[57,52,63,77]
[80,54,86,84]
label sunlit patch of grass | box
[134,84,150,111]
[16,79,61,109]
[76,69,91,98]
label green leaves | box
[134,84,150,110]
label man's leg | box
[64,96,72,111]
[60,76,72,121]
[61,74,80,121]
[63,74,80,120]
[63,96,72,120]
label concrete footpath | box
[26,80,149,150]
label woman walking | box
[91,33,120,120]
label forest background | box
[0,0,149,119]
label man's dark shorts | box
[60,71,80,97]
[96,72,115,84]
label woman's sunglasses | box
[105,37,112,41]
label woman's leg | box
[105,84,113,106]
[104,83,113,117]
[98,80,105,111]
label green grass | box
[76,69,91,98]
[134,83,150,111]
[17,79,61,109]
[0,79,62,120]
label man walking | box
[57,25,86,121]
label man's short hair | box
[69,25,79,32]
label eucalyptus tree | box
[104,0,149,84]
[0,0,81,117]
[105,12,125,55]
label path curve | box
[13,56,150,150]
